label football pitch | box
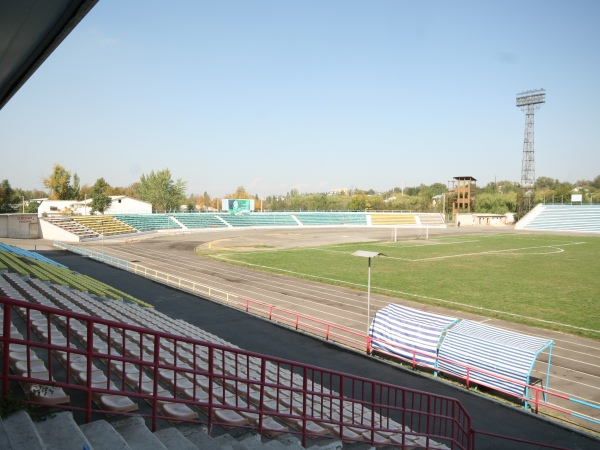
[208,233,600,339]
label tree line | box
[0,164,188,214]
[1,163,600,215]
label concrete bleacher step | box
[154,427,198,449]
[1,410,46,449]
[35,411,92,450]
[111,416,168,450]
[263,434,304,450]
[214,432,252,449]
[80,420,132,450]
[180,427,225,449]
[0,416,10,450]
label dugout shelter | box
[369,304,459,367]
[437,320,553,408]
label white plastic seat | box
[69,361,104,377]
[213,408,248,427]
[27,384,70,405]
[98,394,138,413]
[7,343,30,353]
[56,348,86,365]
[361,431,392,446]
[330,426,363,442]
[88,380,120,401]
[158,363,192,380]
[39,327,66,343]
[14,359,47,375]
[76,369,109,387]
[161,402,198,421]
[125,370,152,387]
[165,376,194,393]
[9,351,40,365]
[21,370,52,388]
[292,419,331,437]
[110,361,141,376]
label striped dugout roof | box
[437,320,553,399]
[369,304,458,366]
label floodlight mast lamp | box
[352,251,385,333]
[516,88,545,191]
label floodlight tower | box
[516,88,545,214]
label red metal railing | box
[1,295,471,449]
[238,296,367,350]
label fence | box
[52,241,600,433]
[1,295,471,448]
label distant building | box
[38,196,151,216]
[105,196,152,215]
[328,188,349,196]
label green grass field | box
[206,233,600,339]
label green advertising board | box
[227,199,251,213]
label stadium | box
[1,2,600,449]
[1,209,599,449]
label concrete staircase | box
[0,410,344,450]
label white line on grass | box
[407,242,586,262]
[276,241,584,262]
[371,239,482,250]
[210,253,600,335]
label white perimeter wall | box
[0,214,40,238]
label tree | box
[229,186,252,199]
[14,187,47,200]
[404,186,420,196]
[42,164,80,200]
[72,173,81,199]
[125,182,141,198]
[535,176,557,191]
[429,183,447,196]
[79,184,93,200]
[137,169,187,211]
[475,192,517,214]
[0,179,17,213]
[203,191,211,210]
[184,193,201,212]
[25,201,39,213]
[89,178,112,215]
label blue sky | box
[1,0,599,197]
